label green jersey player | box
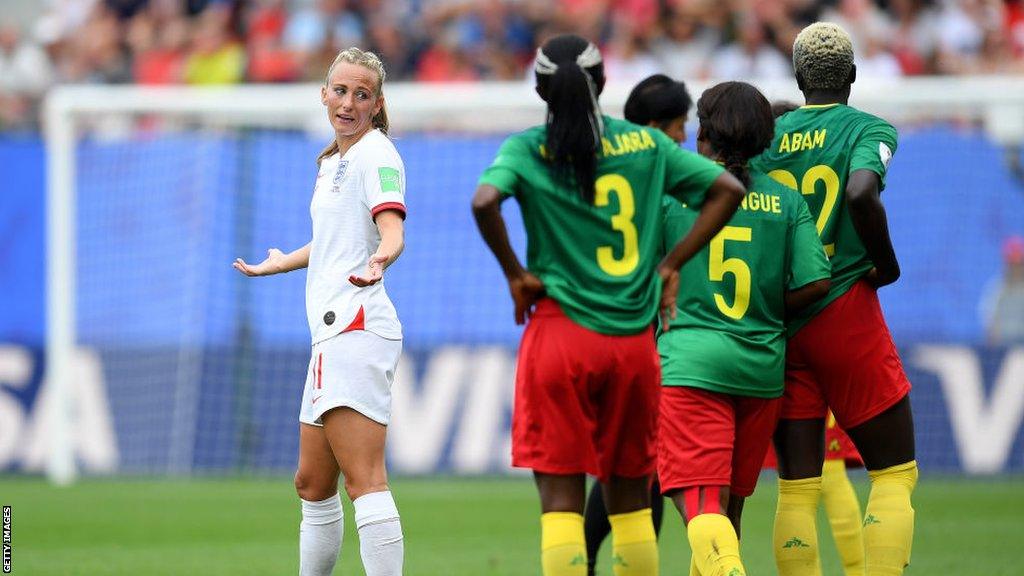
[656,81,830,576]
[753,95,898,336]
[471,34,744,576]
[582,72,693,575]
[751,22,918,576]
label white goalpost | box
[43,77,1024,484]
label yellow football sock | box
[822,460,865,576]
[608,508,658,576]
[774,477,823,576]
[541,512,587,576]
[687,513,745,576]
[864,461,917,576]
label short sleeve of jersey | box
[849,120,898,191]
[363,137,407,219]
[787,198,831,290]
[478,135,529,197]
[658,130,725,207]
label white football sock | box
[353,490,404,576]
[299,495,343,576]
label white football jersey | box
[306,129,405,344]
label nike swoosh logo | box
[312,396,322,405]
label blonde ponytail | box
[316,47,389,166]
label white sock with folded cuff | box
[299,494,343,576]
[353,490,404,576]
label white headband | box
[534,42,603,75]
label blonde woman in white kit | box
[233,47,407,576]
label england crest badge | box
[332,160,349,193]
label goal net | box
[43,78,1024,483]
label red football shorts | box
[658,386,781,498]
[511,298,660,482]
[783,280,911,430]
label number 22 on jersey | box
[768,165,839,256]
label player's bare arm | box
[349,209,404,287]
[471,183,544,324]
[658,268,680,328]
[471,184,526,279]
[785,278,831,316]
[658,171,745,275]
[846,168,900,288]
[233,242,311,277]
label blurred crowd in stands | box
[1,0,1023,128]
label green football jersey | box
[658,171,830,398]
[478,116,725,335]
[752,103,898,335]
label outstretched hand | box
[509,271,546,325]
[657,265,679,330]
[349,253,389,287]
[233,249,286,277]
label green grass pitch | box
[0,475,1020,575]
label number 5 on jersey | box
[710,226,752,320]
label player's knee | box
[776,445,826,480]
[848,397,916,469]
[294,469,338,502]
[602,476,651,515]
[343,474,389,501]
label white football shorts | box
[299,330,402,426]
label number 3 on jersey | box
[594,174,639,276]
[768,165,839,256]
[709,226,752,320]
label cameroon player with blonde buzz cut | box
[767,98,869,576]
[752,21,919,576]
